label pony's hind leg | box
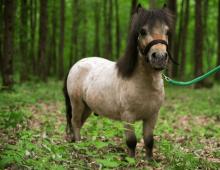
[80,104,91,127]
[71,99,91,142]
[71,98,85,142]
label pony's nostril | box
[152,53,156,59]
[164,53,168,60]
[151,53,167,60]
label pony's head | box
[117,4,173,78]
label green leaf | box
[93,141,108,149]
[125,157,135,165]
[96,159,120,168]
[0,157,14,168]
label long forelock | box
[141,9,172,30]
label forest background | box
[1,0,220,87]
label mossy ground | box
[0,80,219,169]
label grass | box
[0,80,219,169]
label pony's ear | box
[135,4,142,13]
[162,3,167,9]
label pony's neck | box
[133,55,163,90]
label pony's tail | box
[63,74,72,134]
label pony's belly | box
[84,86,121,120]
[87,102,121,120]
[95,108,121,120]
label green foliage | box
[1,110,28,128]
[7,0,220,81]
[0,81,219,169]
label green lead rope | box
[162,65,220,86]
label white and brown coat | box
[64,5,173,160]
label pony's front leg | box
[143,115,157,160]
[124,122,137,157]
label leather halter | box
[140,39,179,65]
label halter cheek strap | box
[140,39,179,65]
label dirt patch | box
[28,101,65,130]
[168,114,220,163]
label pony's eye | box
[140,28,147,36]
[166,31,170,36]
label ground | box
[0,80,220,170]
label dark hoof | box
[146,155,153,161]
[66,134,75,142]
[71,137,76,142]
[128,149,135,157]
[94,113,99,116]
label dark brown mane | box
[116,6,173,78]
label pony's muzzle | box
[149,51,168,70]
[151,52,168,61]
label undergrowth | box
[0,80,219,169]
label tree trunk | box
[115,0,120,58]
[194,0,204,88]
[167,0,176,77]
[30,0,37,75]
[180,0,189,79]
[47,0,57,76]
[0,0,3,75]
[69,0,79,67]
[51,0,57,75]
[58,0,65,79]
[171,0,183,78]
[215,0,220,80]
[38,0,48,81]
[149,0,157,8]
[104,0,113,59]
[93,1,100,56]
[2,0,15,89]
[203,0,212,69]
[20,0,29,82]
[103,0,107,56]
[81,5,87,57]
[130,0,137,17]
[128,0,137,32]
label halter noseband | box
[140,39,178,65]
